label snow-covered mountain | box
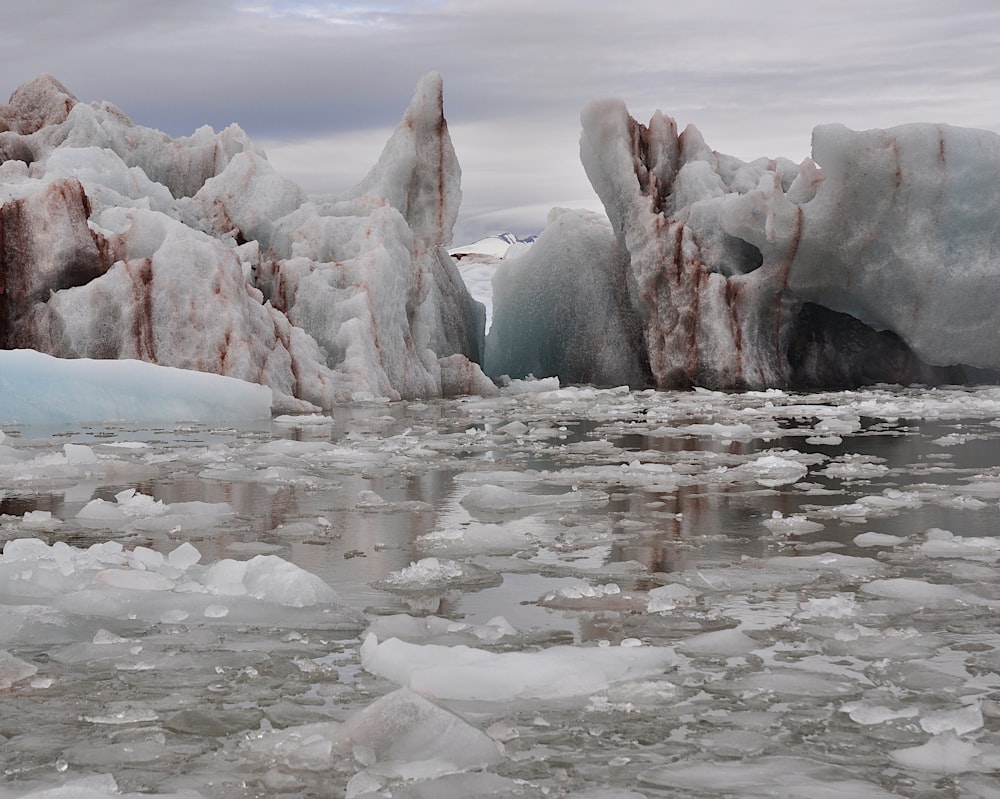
[448,232,536,260]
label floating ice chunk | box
[93,629,134,645]
[243,688,502,780]
[961,480,1000,498]
[453,468,542,484]
[0,538,356,631]
[920,704,984,736]
[745,454,809,487]
[0,648,38,689]
[861,578,996,607]
[76,499,127,523]
[273,413,333,426]
[20,509,60,529]
[63,442,98,465]
[840,701,920,725]
[355,489,389,509]
[387,558,462,585]
[1,537,67,562]
[239,555,342,607]
[652,422,755,440]
[646,583,698,613]
[497,420,529,436]
[544,582,621,601]
[475,616,519,642]
[360,634,676,702]
[917,528,1000,557]
[114,488,167,517]
[891,731,1000,773]
[202,555,341,607]
[167,541,202,570]
[203,604,229,618]
[336,688,503,779]
[241,721,337,771]
[76,489,167,525]
[762,511,824,535]
[854,532,907,548]
[201,558,247,596]
[375,558,500,594]
[815,415,862,436]
[796,594,857,619]
[83,701,159,725]
[0,350,273,425]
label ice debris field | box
[4,383,1000,797]
[4,69,1000,798]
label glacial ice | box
[0,73,489,410]
[486,208,649,387]
[488,100,1000,389]
[8,71,1000,799]
[0,349,273,425]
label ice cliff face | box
[488,99,1000,389]
[0,74,490,410]
[4,74,999,402]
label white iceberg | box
[0,73,491,413]
[489,98,1000,389]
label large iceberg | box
[0,74,491,411]
[487,100,1000,389]
[5,73,1000,402]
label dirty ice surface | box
[5,383,1000,797]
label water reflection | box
[4,395,1000,618]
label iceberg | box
[0,348,272,424]
[4,73,1000,403]
[0,73,491,411]
[486,208,650,386]
[488,100,1000,389]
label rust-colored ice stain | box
[0,178,113,348]
[125,258,156,362]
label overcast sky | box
[3,0,999,242]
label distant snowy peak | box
[449,232,536,260]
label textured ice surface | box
[0,73,488,411]
[0,349,272,425]
[3,383,1000,796]
[360,633,677,702]
[489,101,1000,388]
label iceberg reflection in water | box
[3,382,1000,797]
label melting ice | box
[2,384,1000,796]
[5,67,1000,799]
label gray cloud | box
[3,0,999,241]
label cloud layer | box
[4,0,999,241]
